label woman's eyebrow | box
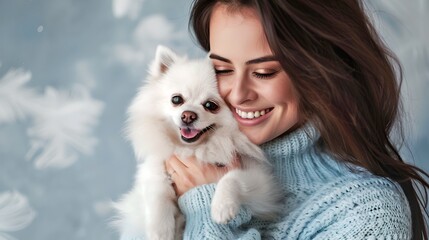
[209,53,277,65]
[209,53,231,63]
[246,56,277,65]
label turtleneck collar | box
[260,123,350,193]
[260,122,318,160]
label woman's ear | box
[149,45,179,77]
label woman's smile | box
[233,107,273,126]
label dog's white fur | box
[113,45,282,240]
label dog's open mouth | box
[180,124,216,143]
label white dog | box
[113,45,282,240]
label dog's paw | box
[211,193,240,224]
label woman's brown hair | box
[190,0,429,239]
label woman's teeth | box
[235,108,270,119]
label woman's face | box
[209,4,300,144]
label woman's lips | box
[233,107,273,126]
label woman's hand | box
[165,155,241,197]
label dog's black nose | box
[181,111,198,124]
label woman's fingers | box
[167,155,188,170]
[165,154,244,197]
[166,158,185,183]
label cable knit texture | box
[122,124,412,240]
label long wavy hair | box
[189,0,429,238]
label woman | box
[165,0,429,239]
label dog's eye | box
[171,95,184,105]
[203,101,219,112]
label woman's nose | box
[228,73,257,105]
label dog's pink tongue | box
[181,128,200,139]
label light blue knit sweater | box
[124,124,412,239]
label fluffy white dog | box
[113,45,282,240]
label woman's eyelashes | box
[252,70,279,79]
[214,68,280,79]
[214,69,233,75]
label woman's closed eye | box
[214,67,280,79]
[214,68,233,75]
[252,70,279,79]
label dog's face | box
[149,46,235,145]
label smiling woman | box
[161,0,429,239]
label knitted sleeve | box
[178,183,262,240]
[295,176,412,240]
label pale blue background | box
[0,1,428,239]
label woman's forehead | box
[209,4,272,64]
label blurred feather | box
[0,68,104,168]
[113,14,188,76]
[0,191,35,240]
[112,0,145,19]
[26,85,104,169]
[0,69,39,124]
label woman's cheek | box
[217,77,232,99]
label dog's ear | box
[149,45,179,77]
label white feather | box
[0,69,38,124]
[26,85,104,169]
[0,191,35,240]
[112,0,145,19]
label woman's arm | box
[312,179,412,239]
[284,175,412,240]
